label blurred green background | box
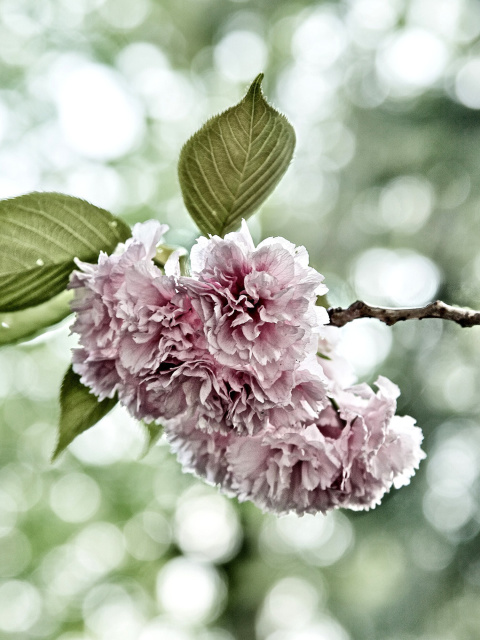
[1,0,480,638]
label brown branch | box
[327,300,480,328]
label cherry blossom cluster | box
[69,220,425,515]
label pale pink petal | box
[184,220,329,381]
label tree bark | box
[327,300,480,328]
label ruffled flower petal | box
[185,220,328,379]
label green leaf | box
[0,192,131,312]
[178,73,296,237]
[317,352,332,361]
[0,290,73,347]
[53,366,117,461]
[140,421,163,457]
[153,244,189,275]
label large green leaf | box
[0,192,131,312]
[52,366,118,461]
[178,74,296,237]
[0,290,73,347]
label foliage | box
[178,74,295,236]
[53,366,118,460]
[1,1,480,640]
[0,193,131,311]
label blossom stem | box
[327,300,480,328]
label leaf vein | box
[1,265,71,309]
[225,149,291,224]
[0,246,31,270]
[233,110,248,137]
[16,202,98,253]
[0,231,54,265]
[224,117,248,154]
[183,163,225,229]
[2,217,77,257]
[196,139,237,198]
[60,201,113,246]
[192,148,229,218]
[226,166,286,223]
[215,127,243,176]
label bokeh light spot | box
[278,66,337,119]
[214,30,267,82]
[124,511,171,561]
[263,511,353,567]
[134,68,196,122]
[66,164,124,211]
[83,584,145,640]
[156,557,226,624]
[423,489,475,534]
[258,577,319,635]
[55,62,145,160]
[455,57,480,108]
[138,619,195,640]
[99,0,150,30]
[50,472,101,523]
[353,248,441,306]
[0,580,42,633]
[347,0,399,46]
[336,319,392,378]
[74,522,125,576]
[379,176,433,233]
[377,28,448,93]
[292,10,347,69]
[175,487,242,563]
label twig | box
[327,300,480,328]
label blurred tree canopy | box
[1,0,480,639]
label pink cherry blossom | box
[231,376,425,514]
[69,219,425,515]
[115,262,207,374]
[118,358,232,428]
[165,414,234,487]
[184,221,329,380]
[70,221,228,427]
[69,220,168,399]
[111,259,219,424]
[70,219,332,435]
[165,376,425,515]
